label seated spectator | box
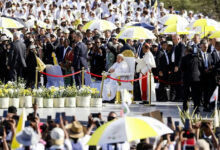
[102,54,129,102]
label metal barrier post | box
[145,71,155,106]
[35,67,38,89]
[100,71,105,98]
[82,67,85,86]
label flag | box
[52,52,58,65]
[36,56,46,72]
[11,108,26,150]
[153,0,158,13]
[210,86,219,103]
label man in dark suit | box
[181,45,203,113]
[191,34,201,54]
[42,34,59,65]
[135,39,145,58]
[158,41,171,101]
[73,32,88,87]
[120,39,136,54]
[0,36,10,83]
[8,32,27,80]
[82,29,93,44]
[207,38,216,54]
[200,39,213,112]
[170,34,186,101]
[56,39,72,64]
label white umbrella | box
[88,116,173,146]
[0,17,24,28]
[116,26,156,40]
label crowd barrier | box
[39,69,182,85]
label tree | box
[160,0,220,20]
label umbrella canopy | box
[1,28,13,40]
[82,19,117,31]
[7,17,27,28]
[0,17,24,28]
[132,23,155,30]
[116,26,156,40]
[87,116,173,146]
[187,19,220,32]
[209,30,220,39]
[160,24,190,35]
[158,14,189,26]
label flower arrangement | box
[53,86,65,98]
[32,87,44,97]
[78,86,92,97]
[20,88,32,97]
[0,88,9,98]
[42,86,57,99]
[8,89,20,98]
[63,86,77,97]
[91,88,100,98]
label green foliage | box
[160,0,220,20]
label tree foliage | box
[160,0,220,20]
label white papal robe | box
[102,61,129,101]
[136,51,156,102]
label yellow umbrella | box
[158,14,189,26]
[0,17,24,28]
[209,31,220,39]
[82,19,117,31]
[187,19,220,35]
[116,26,156,40]
[160,24,190,35]
[88,116,173,146]
[0,28,13,40]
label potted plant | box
[0,88,9,108]
[77,86,91,107]
[9,88,20,108]
[53,86,65,108]
[20,88,32,108]
[63,86,77,107]
[32,87,44,108]
[43,87,55,108]
[90,88,102,107]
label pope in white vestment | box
[136,43,156,102]
[102,54,129,101]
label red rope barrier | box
[86,71,148,82]
[40,71,81,78]
[85,72,103,78]
[40,69,182,85]
[153,76,182,85]
[86,71,182,84]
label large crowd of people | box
[0,0,220,112]
[0,0,220,149]
[1,105,220,150]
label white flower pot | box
[23,96,33,108]
[90,98,102,107]
[54,98,65,108]
[35,97,43,108]
[10,98,20,108]
[65,97,76,107]
[19,97,24,107]
[0,97,9,108]
[77,96,91,107]
[44,98,53,108]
